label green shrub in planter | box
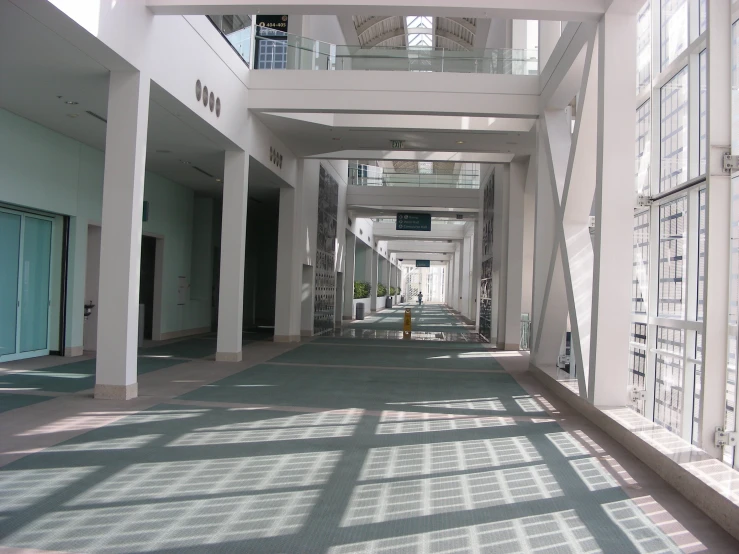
[354,281,371,299]
[377,284,387,297]
[388,287,397,296]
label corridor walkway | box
[343,303,481,342]
[0,326,737,552]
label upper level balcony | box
[213,21,538,75]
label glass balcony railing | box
[350,169,480,188]
[254,32,538,75]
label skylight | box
[406,16,433,50]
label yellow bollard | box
[403,308,412,340]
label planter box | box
[377,296,387,309]
[352,298,371,319]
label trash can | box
[385,296,393,309]
[356,302,365,320]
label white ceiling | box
[0,0,233,197]
[255,111,535,159]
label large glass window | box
[637,101,651,195]
[697,189,706,320]
[693,333,703,446]
[660,67,689,192]
[658,198,687,317]
[699,0,707,36]
[654,326,685,433]
[630,323,649,415]
[637,2,652,95]
[661,0,688,69]
[699,50,707,177]
[633,211,650,313]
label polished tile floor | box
[0,307,737,552]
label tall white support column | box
[275,186,302,342]
[95,71,150,400]
[700,0,731,457]
[65,216,87,357]
[216,151,249,361]
[539,21,562,71]
[498,160,527,350]
[370,249,379,312]
[589,11,636,407]
[343,232,357,320]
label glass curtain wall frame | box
[629,1,710,447]
[0,206,54,362]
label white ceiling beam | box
[434,30,473,50]
[314,150,514,163]
[446,17,476,34]
[354,16,390,36]
[146,0,615,21]
[362,29,406,48]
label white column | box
[498,160,527,350]
[216,151,249,361]
[589,11,636,407]
[95,71,150,400]
[65,216,87,357]
[343,232,357,320]
[275,186,302,342]
[539,21,562,71]
[370,249,379,312]
[700,0,731,457]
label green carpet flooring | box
[0,318,684,553]
[349,304,473,334]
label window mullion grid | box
[646,200,661,419]
[681,188,700,441]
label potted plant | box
[353,281,371,319]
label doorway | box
[0,208,54,361]
[140,235,157,340]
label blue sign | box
[396,213,431,231]
[416,260,431,268]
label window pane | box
[654,326,685,434]
[630,323,648,415]
[637,2,652,95]
[726,176,739,465]
[636,101,651,195]
[660,67,689,193]
[697,189,706,320]
[660,0,688,69]
[658,198,687,318]
[693,333,703,446]
[699,50,707,177]
[733,22,739,154]
[633,211,650,313]
[699,0,707,36]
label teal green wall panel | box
[0,108,213,350]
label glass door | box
[0,211,21,358]
[0,208,53,361]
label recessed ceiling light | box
[456,140,465,144]
[65,100,79,105]
[215,178,222,182]
[67,113,79,118]
[180,160,192,165]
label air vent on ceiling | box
[85,110,107,123]
[191,166,215,178]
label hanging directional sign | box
[396,213,431,231]
[415,260,431,267]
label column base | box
[274,334,301,343]
[301,330,313,337]
[216,351,243,362]
[497,342,521,351]
[94,383,138,400]
[65,346,84,357]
